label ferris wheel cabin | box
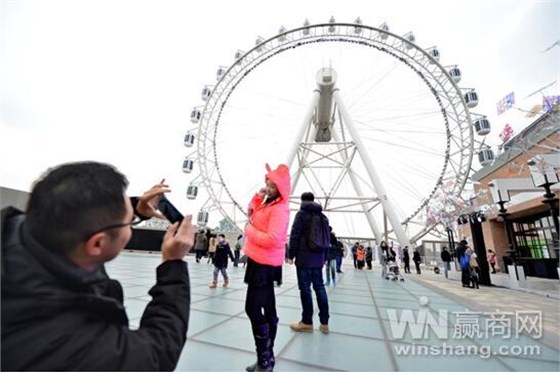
[186,185,198,200]
[190,108,201,124]
[478,148,495,166]
[474,118,491,136]
[464,90,479,108]
[448,67,462,83]
[428,47,440,62]
[201,86,212,102]
[182,158,194,173]
[184,133,195,147]
[197,211,209,227]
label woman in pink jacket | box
[243,163,291,372]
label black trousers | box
[461,268,470,286]
[245,282,278,327]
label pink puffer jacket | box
[243,164,291,266]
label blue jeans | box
[325,259,337,284]
[443,261,450,278]
[296,267,329,325]
[336,255,342,272]
[213,266,228,281]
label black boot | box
[246,324,273,372]
[267,318,279,369]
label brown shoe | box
[209,281,217,289]
[319,324,329,334]
[222,280,229,287]
[289,322,313,332]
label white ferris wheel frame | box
[191,21,477,242]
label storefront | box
[466,111,559,279]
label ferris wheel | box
[183,17,491,244]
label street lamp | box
[488,182,519,279]
[527,154,560,259]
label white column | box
[286,90,320,190]
[333,90,411,249]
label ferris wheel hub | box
[316,67,337,86]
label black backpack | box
[304,212,331,253]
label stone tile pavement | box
[106,251,560,372]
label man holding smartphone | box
[1,162,194,371]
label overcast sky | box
[1,0,558,233]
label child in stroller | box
[386,259,405,282]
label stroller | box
[386,260,405,282]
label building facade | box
[463,110,559,279]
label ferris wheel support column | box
[330,130,383,244]
[286,90,321,188]
[333,90,412,249]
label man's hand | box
[161,214,195,261]
[287,259,294,265]
[136,179,170,219]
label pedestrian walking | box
[467,246,480,289]
[487,249,497,274]
[356,245,365,270]
[234,234,243,267]
[288,192,330,335]
[336,241,344,273]
[402,246,411,273]
[325,228,340,286]
[365,246,373,270]
[209,234,235,288]
[413,248,422,274]
[457,240,471,287]
[351,242,359,269]
[194,229,207,263]
[441,246,452,279]
[207,233,218,264]
[379,240,391,278]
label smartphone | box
[157,195,184,223]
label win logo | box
[387,298,449,340]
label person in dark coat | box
[412,248,422,274]
[325,228,340,286]
[402,246,411,273]
[456,240,470,287]
[440,246,452,278]
[193,229,208,263]
[234,234,243,267]
[209,234,235,288]
[1,162,195,371]
[365,246,373,270]
[335,241,344,273]
[288,192,330,334]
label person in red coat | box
[243,163,291,372]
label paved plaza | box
[106,251,560,372]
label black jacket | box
[327,234,341,261]
[288,201,327,268]
[213,241,234,268]
[441,250,451,262]
[403,249,410,262]
[1,207,190,371]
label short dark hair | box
[26,162,129,254]
[301,192,314,201]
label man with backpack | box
[287,192,330,334]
